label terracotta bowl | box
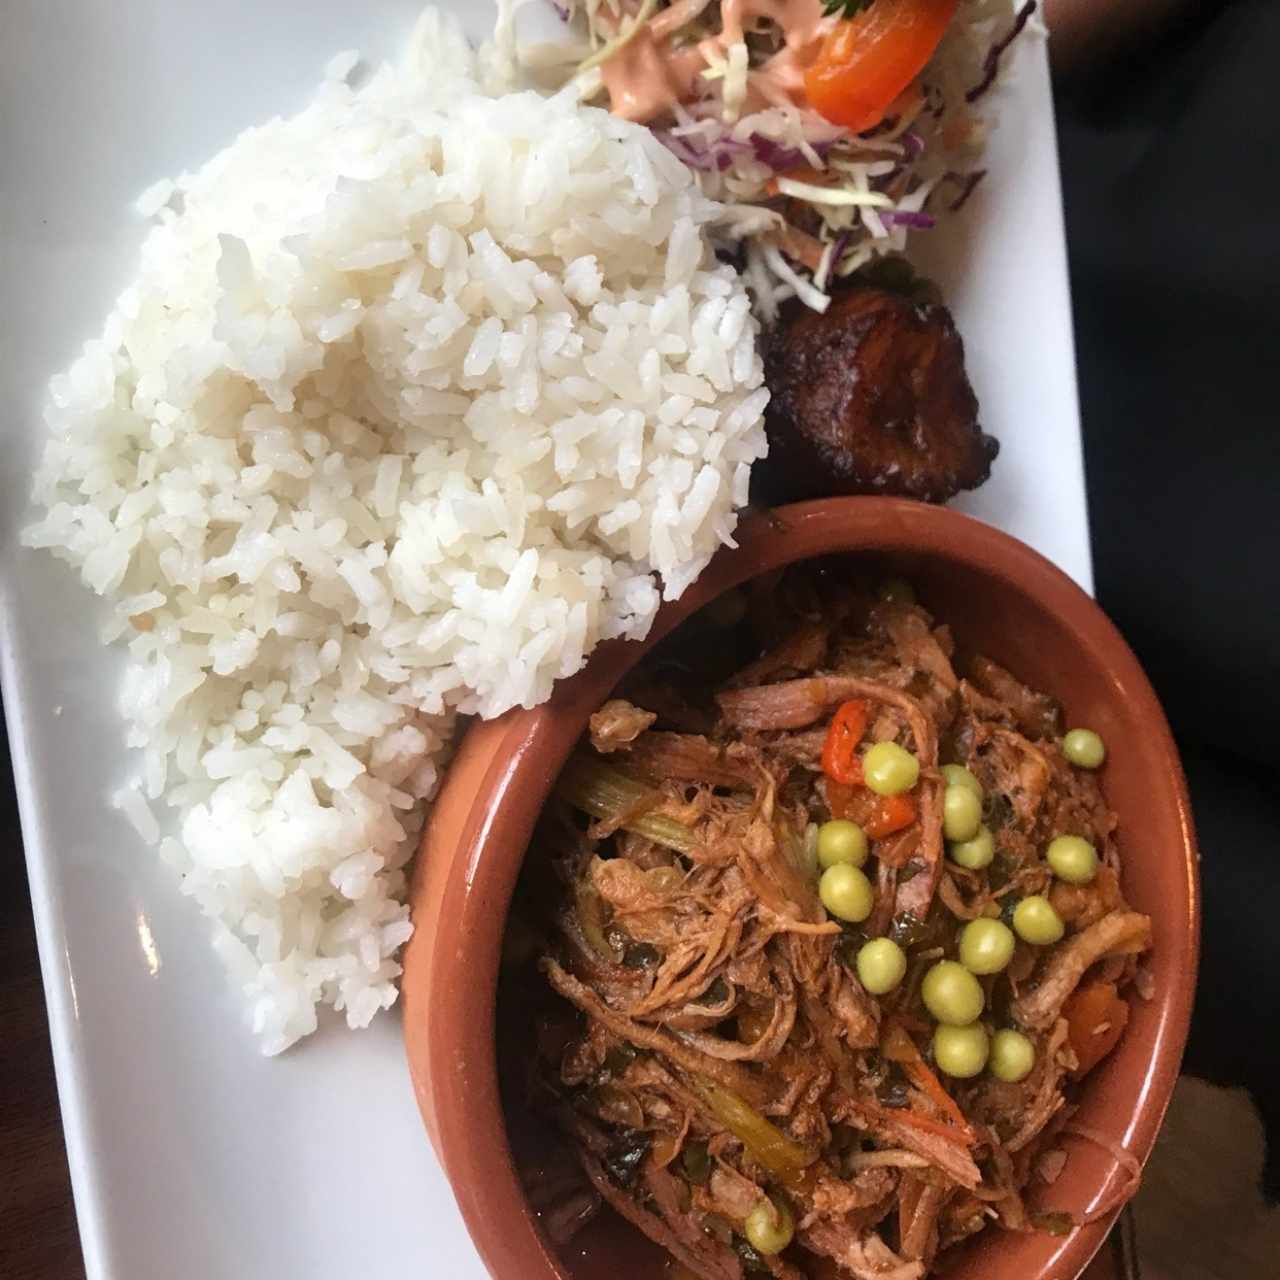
[402,498,1199,1280]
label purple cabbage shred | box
[900,130,925,161]
[748,134,837,172]
[827,231,852,273]
[966,0,1037,104]
[883,209,937,230]
[659,130,844,175]
[657,132,746,172]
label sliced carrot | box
[1063,981,1130,1077]
[845,1095,972,1147]
[775,223,827,273]
[882,1020,976,1143]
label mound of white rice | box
[23,11,767,1053]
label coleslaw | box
[511,0,1038,316]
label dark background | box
[1055,0,1280,1195]
[3,1,1277,1274]
[0,700,83,1280]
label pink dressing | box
[601,34,707,123]
[598,0,838,125]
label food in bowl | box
[517,560,1152,1278]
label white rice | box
[22,10,767,1054]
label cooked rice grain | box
[22,11,767,1053]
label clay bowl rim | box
[403,497,1200,1280]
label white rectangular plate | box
[0,4,1086,1277]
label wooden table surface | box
[0,699,1127,1280]
[1,701,84,1280]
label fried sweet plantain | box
[753,283,998,504]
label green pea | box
[743,1196,794,1255]
[958,918,1016,975]
[941,764,983,800]
[862,741,920,796]
[921,960,985,1026]
[949,825,995,870]
[943,784,983,842]
[989,1029,1036,1082]
[933,1023,990,1079]
[816,819,868,870]
[820,864,874,924]
[855,938,908,995]
[1062,728,1106,769]
[878,577,917,605]
[1047,834,1099,885]
[1012,895,1065,945]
